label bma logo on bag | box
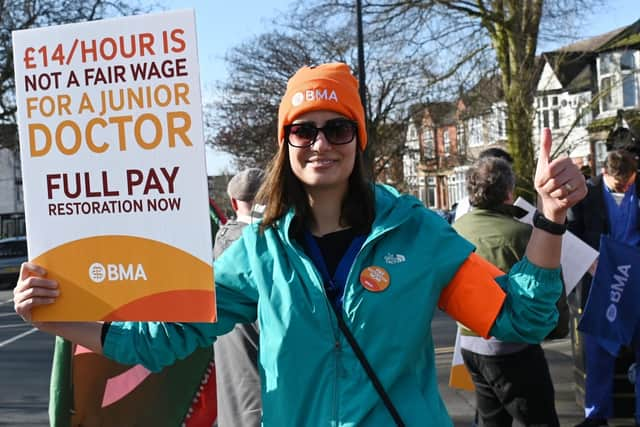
[606,264,631,322]
[579,235,640,348]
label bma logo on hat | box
[291,88,339,107]
[291,92,305,106]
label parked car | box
[0,236,27,289]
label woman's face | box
[286,110,357,191]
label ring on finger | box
[564,182,575,193]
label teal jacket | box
[103,185,562,426]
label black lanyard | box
[303,229,405,426]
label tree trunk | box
[486,0,542,201]
[506,94,536,201]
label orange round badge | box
[359,266,390,292]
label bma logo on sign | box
[88,262,148,283]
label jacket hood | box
[371,184,425,235]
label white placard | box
[13,10,215,321]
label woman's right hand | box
[13,262,59,323]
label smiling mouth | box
[307,158,337,166]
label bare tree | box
[292,0,604,197]
[0,0,147,147]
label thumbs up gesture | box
[534,128,587,223]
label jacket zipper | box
[292,249,342,424]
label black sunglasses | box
[285,119,358,148]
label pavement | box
[436,338,637,427]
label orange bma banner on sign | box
[12,10,215,321]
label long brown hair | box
[256,142,375,236]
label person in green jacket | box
[15,62,587,427]
[454,156,560,426]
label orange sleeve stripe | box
[438,253,507,338]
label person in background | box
[14,62,587,427]
[213,168,264,427]
[454,156,561,427]
[213,168,265,259]
[568,149,640,427]
[453,148,513,222]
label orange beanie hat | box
[278,63,367,150]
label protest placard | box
[12,10,214,321]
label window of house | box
[623,74,637,107]
[490,104,507,140]
[443,129,450,156]
[448,168,467,206]
[537,95,560,130]
[409,126,417,139]
[621,51,635,70]
[406,125,419,150]
[403,153,418,185]
[426,176,437,208]
[543,110,549,128]
[13,150,22,181]
[16,184,23,203]
[423,127,435,159]
[456,123,465,155]
[599,52,615,74]
[576,104,592,127]
[598,50,639,112]
[447,174,457,207]
[600,76,614,111]
[621,51,637,107]
[468,117,483,147]
[498,110,507,139]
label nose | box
[312,129,332,151]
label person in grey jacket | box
[213,168,264,427]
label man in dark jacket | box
[568,149,640,427]
[454,156,561,426]
[213,168,264,427]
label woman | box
[15,63,586,426]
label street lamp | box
[356,0,366,122]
